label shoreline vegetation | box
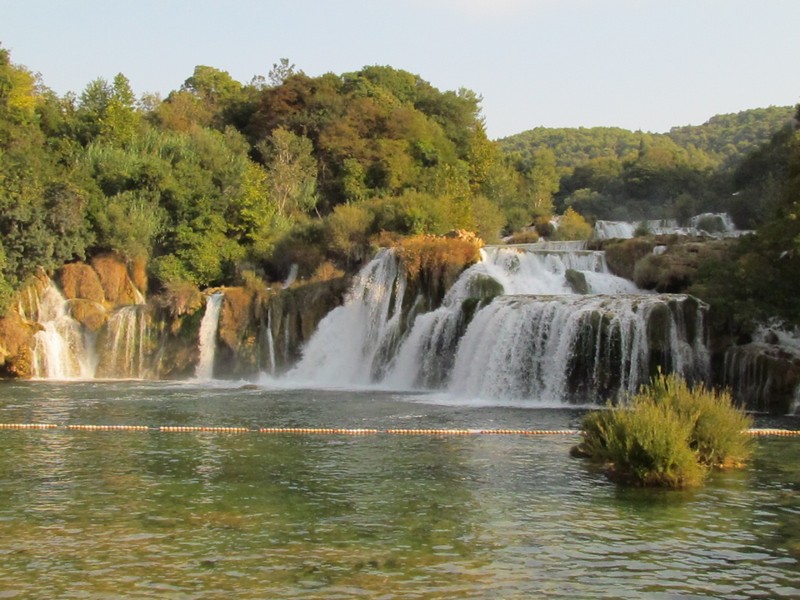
[572,372,753,488]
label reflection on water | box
[0,381,798,598]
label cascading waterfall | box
[288,249,406,385]
[287,243,709,403]
[479,245,639,295]
[447,294,706,403]
[723,324,800,412]
[96,305,150,379]
[593,212,747,240]
[264,308,277,375]
[195,293,224,380]
[30,281,95,379]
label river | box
[0,380,798,598]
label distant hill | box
[665,106,796,167]
[498,106,795,172]
[496,106,796,224]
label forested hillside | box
[1,43,798,337]
[499,106,795,224]
[0,49,552,314]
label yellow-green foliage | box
[393,234,481,282]
[505,229,540,244]
[582,399,704,488]
[325,204,374,266]
[553,207,593,241]
[643,373,753,468]
[578,373,753,488]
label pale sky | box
[1,0,797,139]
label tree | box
[258,127,319,216]
[554,207,592,241]
[525,148,559,217]
[182,65,241,107]
[268,58,298,87]
[76,73,139,144]
[180,65,247,129]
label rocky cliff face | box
[0,251,351,381]
[721,334,800,414]
[212,277,350,378]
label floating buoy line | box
[0,423,797,436]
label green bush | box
[644,373,753,468]
[576,373,753,488]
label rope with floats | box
[0,423,797,436]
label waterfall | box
[286,243,709,403]
[480,246,638,295]
[282,264,298,289]
[96,305,150,379]
[288,249,406,385]
[195,293,224,380]
[593,221,637,240]
[447,294,706,403]
[265,307,277,374]
[593,212,748,240]
[723,324,800,412]
[30,281,95,379]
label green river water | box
[0,381,798,598]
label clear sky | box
[1,0,797,139]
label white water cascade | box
[263,308,277,375]
[195,293,224,380]
[96,305,150,379]
[289,249,406,385]
[287,243,710,403]
[593,212,748,240]
[30,281,95,379]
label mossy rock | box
[466,274,504,300]
[128,256,148,296]
[91,254,142,306]
[218,287,254,352]
[724,343,800,413]
[632,239,734,293]
[565,269,589,294]
[603,238,656,280]
[646,302,673,355]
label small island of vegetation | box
[573,372,753,488]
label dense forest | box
[500,106,795,226]
[0,48,552,315]
[0,44,798,334]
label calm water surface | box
[0,381,798,598]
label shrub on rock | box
[575,372,753,488]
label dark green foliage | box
[691,120,800,334]
[500,107,794,223]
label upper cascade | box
[284,242,710,403]
[593,212,749,240]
